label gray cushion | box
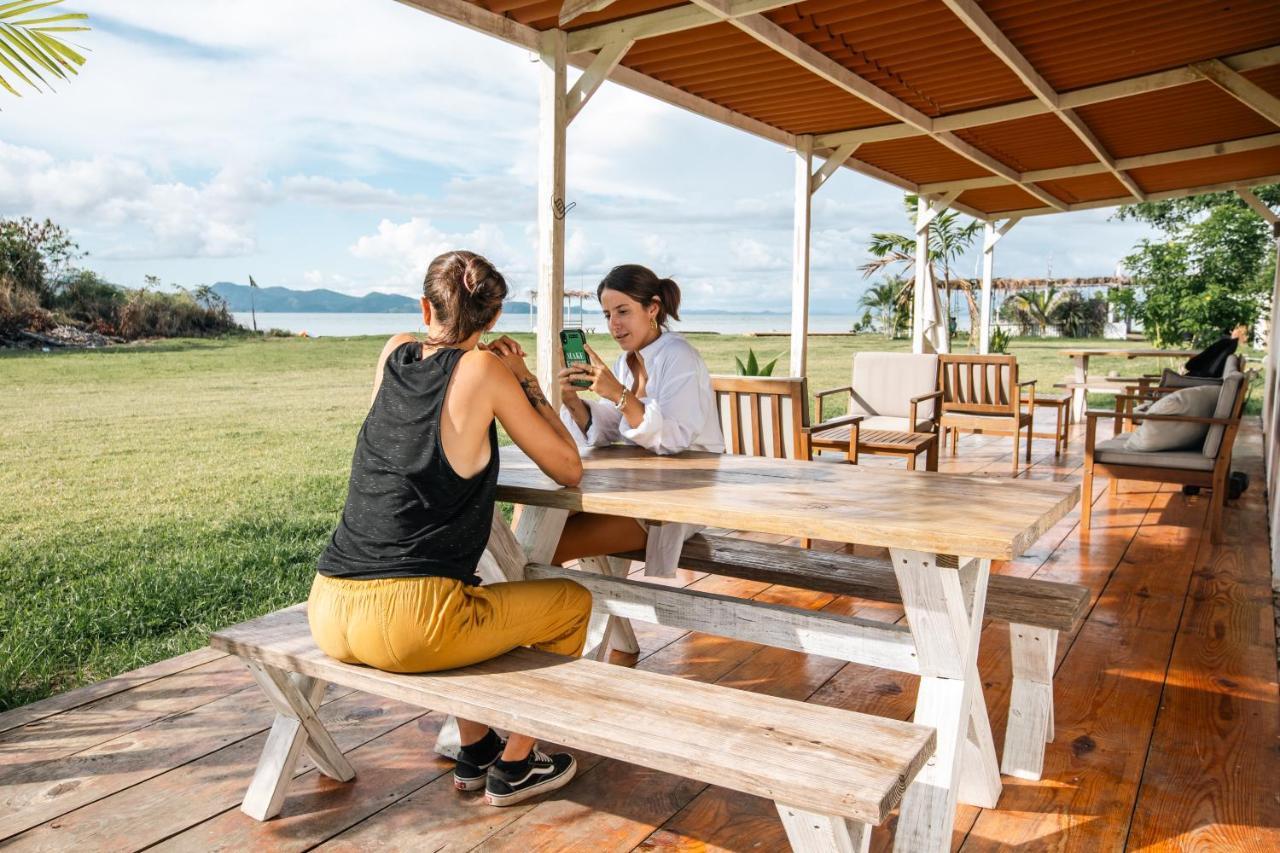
[1203,371,1244,458]
[1094,436,1215,471]
[1159,368,1221,389]
[849,353,938,420]
[1125,384,1219,452]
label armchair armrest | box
[908,388,944,432]
[1085,409,1237,426]
[807,413,865,434]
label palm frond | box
[0,0,88,98]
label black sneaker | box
[453,732,507,792]
[484,749,577,806]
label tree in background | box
[0,217,81,302]
[858,279,906,338]
[0,0,89,99]
[1116,186,1279,347]
[860,194,983,345]
[999,286,1062,335]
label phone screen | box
[560,329,592,388]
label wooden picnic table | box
[1059,347,1195,419]
[489,445,1077,852]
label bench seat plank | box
[620,534,1088,633]
[211,606,934,825]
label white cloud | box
[349,217,523,294]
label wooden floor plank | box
[0,655,248,768]
[1125,444,1280,851]
[0,648,227,735]
[2,690,415,851]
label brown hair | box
[423,250,508,344]
[596,264,681,328]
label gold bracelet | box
[614,389,629,411]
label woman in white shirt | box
[553,265,724,575]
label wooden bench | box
[614,533,1089,781]
[211,604,936,852]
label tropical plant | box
[999,287,1066,334]
[1116,186,1279,347]
[734,348,779,376]
[859,194,983,344]
[858,279,907,338]
[988,325,1010,354]
[0,217,80,302]
[0,0,90,99]
[1048,292,1108,338]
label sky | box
[0,0,1159,313]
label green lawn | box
[0,332,1261,710]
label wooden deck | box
[2,416,1277,851]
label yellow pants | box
[307,573,592,674]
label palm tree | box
[859,194,983,345]
[858,279,905,338]
[1,1,90,99]
[1004,287,1062,334]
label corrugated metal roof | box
[449,0,1280,216]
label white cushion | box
[1094,436,1215,471]
[1203,371,1244,458]
[1125,385,1219,452]
[849,353,938,420]
[857,415,936,433]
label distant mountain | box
[210,282,534,314]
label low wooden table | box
[1059,348,1195,419]
[1024,392,1071,456]
[810,425,939,471]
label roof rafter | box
[814,46,1280,149]
[916,131,1280,195]
[566,0,793,52]
[686,0,1067,210]
[1191,58,1280,128]
[989,172,1280,219]
[937,0,1145,201]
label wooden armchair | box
[1083,371,1249,544]
[711,375,861,461]
[937,354,1035,475]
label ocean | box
[231,312,863,337]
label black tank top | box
[317,343,499,584]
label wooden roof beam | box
[915,131,1280,195]
[566,0,795,52]
[1192,58,1280,128]
[814,45,1280,150]
[989,172,1280,219]
[686,0,1066,210]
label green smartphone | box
[560,329,592,388]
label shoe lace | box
[530,748,551,765]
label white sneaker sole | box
[484,758,577,807]
[454,773,487,792]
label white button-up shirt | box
[560,332,724,576]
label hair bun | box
[462,256,494,295]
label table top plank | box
[1058,348,1196,359]
[497,447,1078,560]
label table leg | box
[1072,355,1089,420]
[578,555,640,661]
[889,550,1001,853]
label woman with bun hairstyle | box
[554,264,724,575]
[309,250,590,807]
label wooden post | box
[536,29,568,394]
[1269,222,1280,591]
[979,217,1017,355]
[912,198,929,355]
[790,134,813,378]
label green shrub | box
[117,287,238,340]
[0,275,53,338]
[989,325,1010,354]
[51,270,125,331]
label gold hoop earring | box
[651,317,659,331]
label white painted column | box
[979,217,1019,354]
[535,29,568,394]
[912,198,930,355]
[980,222,996,355]
[790,134,814,377]
[1268,222,1280,592]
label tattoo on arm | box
[519,377,550,410]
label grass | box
[0,331,1263,711]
